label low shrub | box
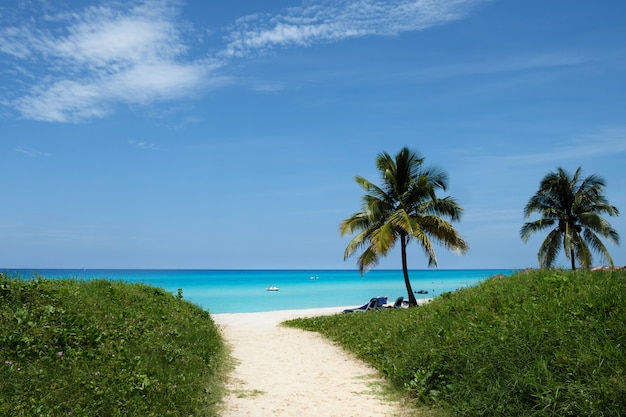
[0,274,227,417]
[286,269,626,416]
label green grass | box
[0,274,227,417]
[285,269,626,416]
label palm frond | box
[421,165,449,191]
[355,176,389,202]
[412,227,437,267]
[425,215,469,253]
[573,234,593,269]
[586,203,620,218]
[520,219,555,242]
[583,229,614,267]
[523,194,562,218]
[577,172,605,193]
[357,246,380,274]
[339,212,371,236]
[370,220,399,255]
[562,221,581,261]
[578,212,620,245]
[425,196,464,221]
[537,228,562,268]
[385,208,412,231]
[343,229,370,260]
[363,194,393,221]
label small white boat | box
[266,285,279,291]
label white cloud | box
[0,26,35,59]
[222,0,484,58]
[129,139,160,150]
[15,146,50,157]
[51,10,184,66]
[2,0,212,122]
[16,79,110,122]
[0,0,487,122]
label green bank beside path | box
[286,269,626,416]
[0,275,227,417]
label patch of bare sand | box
[213,307,413,417]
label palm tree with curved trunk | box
[340,147,469,307]
[520,167,620,270]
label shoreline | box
[212,299,433,327]
[211,305,352,327]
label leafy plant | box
[0,274,227,416]
[286,269,626,416]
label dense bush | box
[0,274,227,417]
[286,269,626,416]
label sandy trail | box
[212,307,410,417]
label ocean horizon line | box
[3,267,519,272]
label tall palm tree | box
[520,167,620,270]
[340,147,468,307]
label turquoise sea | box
[3,269,516,314]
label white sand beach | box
[212,306,415,417]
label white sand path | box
[212,307,413,417]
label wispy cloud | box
[128,139,161,150]
[221,0,485,58]
[15,146,50,157]
[251,82,287,93]
[0,0,487,123]
[415,52,587,80]
[499,128,626,167]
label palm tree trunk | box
[401,234,418,307]
[564,228,576,270]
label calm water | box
[3,269,516,313]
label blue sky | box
[1,0,624,270]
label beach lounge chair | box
[386,296,404,308]
[342,297,380,313]
[376,296,388,308]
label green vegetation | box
[521,166,620,270]
[340,147,468,307]
[0,274,227,417]
[285,269,626,416]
